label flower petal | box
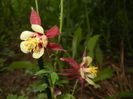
[20,41,29,53]
[82,56,92,66]
[47,42,63,50]
[42,35,48,47]
[88,74,96,79]
[31,24,44,34]
[46,26,59,38]
[55,88,62,96]
[82,48,87,57]
[20,31,34,40]
[63,76,79,81]
[85,74,99,88]
[85,77,95,86]
[60,58,80,69]
[32,48,44,59]
[59,68,76,72]
[30,8,41,25]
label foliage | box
[72,27,82,59]
[61,93,75,99]
[29,83,48,93]
[94,66,114,82]
[106,91,133,99]
[50,72,59,85]
[7,61,38,71]
[7,94,28,99]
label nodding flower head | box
[60,50,98,87]
[20,8,63,59]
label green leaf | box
[6,94,28,99]
[7,61,38,71]
[62,94,75,99]
[72,27,82,58]
[94,66,113,81]
[7,94,17,99]
[118,91,133,98]
[37,93,47,99]
[87,35,100,57]
[17,96,28,99]
[95,45,104,65]
[31,83,48,93]
[106,91,133,99]
[35,69,50,75]
[50,72,59,84]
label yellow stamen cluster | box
[87,66,98,76]
[24,37,41,52]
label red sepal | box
[47,42,64,50]
[60,58,80,69]
[46,26,59,38]
[30,8,41,25]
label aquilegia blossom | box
[60,49,98,87]
[20,8,63,59]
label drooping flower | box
[59,49,98,87]
[54,88,62,97]
[20,8,63,59]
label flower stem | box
[35,0,39,14]
[58,0,63,43]
[72,79,79,96]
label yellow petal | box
[20,41,29,53]
[88,74,96,79]
[42,35,48,47]
[85,77,96,86]
[80,67,85,79]
[20,31,34,40]
[83,56,92,66]
[32,48,44,59]
[31,24,44,34]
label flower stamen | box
[87,66,98,76]
[24,37,42,52]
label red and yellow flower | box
[60,50,98,87]
[20,9,63,59]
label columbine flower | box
[20,8,63,59]
[60,49,98,87]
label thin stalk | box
[54,0,64,75]
[72,79,78,96]
[58,0,63,43]
[35,0,39,14]
[49,76,56,99]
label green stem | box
[35,0,51,99]
[35,0,39,14]
[58,0,63,43]
[54,0,64,75]
[72,79,78,96]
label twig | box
[72,79,78,96]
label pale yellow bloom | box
[20,24,48,59]
[80,56,98,87]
